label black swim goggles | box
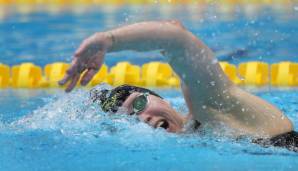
[129,92,149,115]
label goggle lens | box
[132,93,148,114]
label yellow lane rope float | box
[0,61,298,89]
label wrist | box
[105,31,116,52]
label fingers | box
[80,51,105,86]
[59,34,106,92]
[59,57,85,92]
[65,74,80,93]
[80,69,99,86]
[58,74,71,86]
[58,67,77,86]
[58,58,80,86]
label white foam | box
[9,89,100,134]
[0,86,189,147]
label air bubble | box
[210,81,215,86]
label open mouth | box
[156,119,169,130]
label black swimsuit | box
[186,120,298,152]
[253,131,298,152]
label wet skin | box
[121,92,187,133]
[59,20,293,138]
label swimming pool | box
[1,4,298,171]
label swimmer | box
[59,20,298,152]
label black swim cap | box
[90,84,162,113]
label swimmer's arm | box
[60,20,193,92]
[181,82,194,120]
[62,20,293,137]
[105,21,190,53]
[105,21,232,107]
[60,20,232,109]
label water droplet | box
[241,108,245,112]
[182,74,186,79]
[200,49,205,54]
[202,105,207,109]
[197,80,201,84]
[210,81,215,86]
[211,59,218,64]
[294,6,298,11]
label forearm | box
[105,21,216,82]
[106,21,190,53]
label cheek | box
[137,113,151,123]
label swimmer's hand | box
[59,32,112,92]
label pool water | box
[1,88,298,171]
[1,4,298,171]
[0,4,298,66]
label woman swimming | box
[59,20,298,151]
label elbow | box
[167,20,186,29]
[164,20,187,33]
[162,20,190,45]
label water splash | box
[0,87,176,147]
[1,87,295,155]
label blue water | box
[1,4,298,171]
[0,4,298,67]
[1,88,298,171]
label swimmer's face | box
[121,92,186,133]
